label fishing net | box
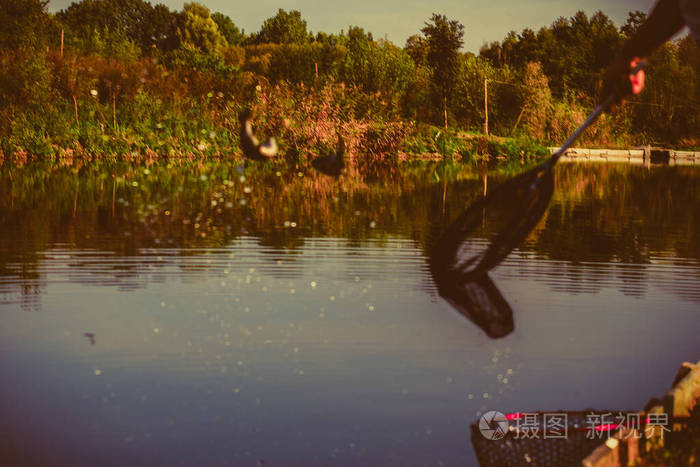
[471,411,625,467]
[430,271,513,338]
[431,163,555,280]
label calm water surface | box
[0,162,698,466]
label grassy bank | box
[1,75,549,166]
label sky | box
[47,0,660,53]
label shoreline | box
[3,137,700,167]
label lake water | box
[0,161,698,466]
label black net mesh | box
[431,272,513,338]
[431,163,555,279]
[471,411,622,467]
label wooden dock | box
[582,360,700,467]
[549,146,699,166]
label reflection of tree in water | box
[0,161,698,307]
[514,164,699,299]
[0,210,47,310]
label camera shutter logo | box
[479,411,509,440]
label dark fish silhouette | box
[83,332,96,345]
[311,133,345,176]
[238,109,278,161]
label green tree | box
[144,4,180,52]
[518,61,552,140]
[478,10,622,100]
[253,9,310,45]
[0,0,51,50]
[0,51,51,112]
[314,33,346,81]
[404,34,428,66]
[341,26,376,90]
[633,42,699,143]
[178,2,228,54]
[402,64,432,121]
[515,28,541,67]
[590,11,622,69]
[211,12,245,46]
[421,14,464,129]
[453,54,494,129]
[57,0,157,52]
[69,27,141,59]
[452,55,519,133]
[620,11,647,38]
[376,40,415,98]
[315,31,341,48]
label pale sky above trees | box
[47,0,660,52]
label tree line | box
[1,0,699,162]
